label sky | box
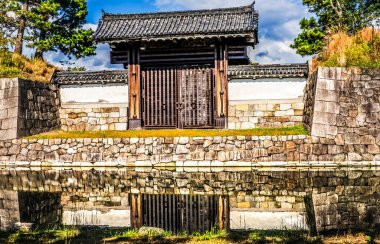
[44,0,312,70]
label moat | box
[0,166,379,234]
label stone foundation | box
[0,78,60,140]
[228,99,304,129]
[59,104,128,131]
[1,132,380,164]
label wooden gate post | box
[128,46,142,129]
[214,44,228,129]
[131,194,142,228]
[218,195,230,232]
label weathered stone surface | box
[228,100,304,130]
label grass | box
[0,49,55,82]
[0,228,378,244]
[26,126,308,139]
[1,227,80,243]
[318,27,380,68]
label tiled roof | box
[94,3,258,43]
[228,64,309,79]
[52,70,129,85]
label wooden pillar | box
[218,195,230,231]
[128,46,142,129]
[131,194,142,228]
[214,43,228,129]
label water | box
[0,166,379,232]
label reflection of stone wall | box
[18,192,62,227]
[312,186,380,232]
[228,100,304,129]
[0,190,19,230]
[59,104,128,131]
[0,169,379,231]
[0,78,60,140]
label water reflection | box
[0,167,379,232]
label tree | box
[291,0,380,56]
[0,1,18,48]
[0,0,96,60]
[26,0,96,60]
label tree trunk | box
[14,0,29,55]
[34,49,43,60]
[34,30,46,60]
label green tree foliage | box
[291,0,380,56]
[0,0,96,60]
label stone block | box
[315,89,339,102]
[0,109,7,120]
[235,104,249,111]
[1,118,16,130]
[280,104,292,111]
[311,124,328,137]
[317,78,340,91]
[313,112,336,125]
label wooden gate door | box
[131,194,229,234]
[142,66,214,129]
[142,67,178,129]
[178,67,214,128]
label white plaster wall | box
[60,84,129,104]
[229,78,306,102]
[62,209,131,227]
[230,210,308,230]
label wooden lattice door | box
[178,67,214,128]
[142,66,214,129]
[142,67,178,129]
[131,194,229,234]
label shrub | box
[0,49,56,82]
[318,27,380,68]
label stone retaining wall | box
[0,78,60,140]
[305,68,380,140]
[1,132,380,164]
[59,104,128,131]
[228,99,304,129]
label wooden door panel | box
[131,194,226,234]
[179,67,214,128]
[142,67,177,128]
[142,66,214,129]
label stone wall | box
[0,135,307,163]
[1,132,380,163]
[228,99,304,129]
[59,104,128,131]
[0,78,60,140]
[304,67,380,161]
[0,79,19,140]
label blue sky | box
[45,0,312,70]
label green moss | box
[26,125,308,139]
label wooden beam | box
[128,47,142,129]
[214,44,228,129]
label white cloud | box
[254,37,308,64]
[83,23,98,31]
[45,44,123,70]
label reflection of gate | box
[130,194,229,234]
[142,67,214,129]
